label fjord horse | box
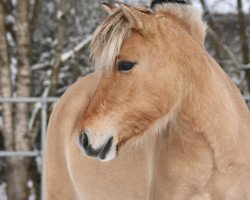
[45,1,250,199]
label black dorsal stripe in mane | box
[150,0,191,9]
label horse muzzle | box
[78,132,117,161]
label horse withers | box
[45,1,250,199]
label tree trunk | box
[30,0,41,34]
[5,157,30,200]
[15,0,31,151]
[49,0,67,96]
[237,0,250,90]
[0,0,14,150]
[4,0,32,199]
[199,0,224,67]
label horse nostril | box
[99,136,113,160]
[79,132,114,160]
[80,132,89,150]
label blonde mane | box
[154,4,207,44]
[90,3,206,71]
[90,10,131,70]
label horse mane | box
[154,4,207,44]
[90,3,206,71]
[90,9,131,70]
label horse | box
[45,1,250,199]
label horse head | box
[77,2,207,161]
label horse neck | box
[176,53,250,172]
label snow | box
[11,0,16,6]
[239,64,250,70]
[31,61,52,70]
[28,85,50,131]
[10,57,17,87]
[6,32,15,47]
[5,15,15,24]
[0,181,39,200]
[57,10,63,20]
[0,183,7,200]
[47,2,55,14]
[28,101,42,132]
[0,117,3,128]
[245,95,250,101]
[28,181,35,200]
[70,8,76,15]
[30,0,36,6]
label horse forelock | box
[90,10,131,71]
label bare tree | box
[0,0,105,199]
[0,0,19,199]
[4,0,32,199]
[199,0,224,63]
[30,0,41,34]
[50,0,67,95]
[0,0,13,150]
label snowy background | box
[0,0,249,199]
[125,0,250,13]
[193,0,250,13]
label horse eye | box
[117,61,136,71]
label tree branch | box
[60,35,92,62]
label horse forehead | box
[119,32,155,56]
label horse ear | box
[101,3,118,15]
[118,3,144,30]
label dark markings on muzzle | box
[79,132,113,160]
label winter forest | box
[0,0,250,199]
